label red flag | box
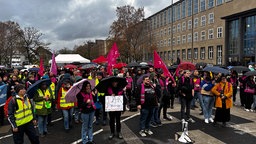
[50,52,58,76]
[107,42,120,75]
[153,50,175,82]
[38,57,44,77]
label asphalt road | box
[0,98,256,144]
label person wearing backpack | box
[8,84,39,144]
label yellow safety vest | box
[15,97,33,126]
[50,82,55,99]
[60,88,74,108]
[95,78,105,96]
[35,89,52,109]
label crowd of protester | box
[0,64,256,144]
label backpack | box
[4,96,17,117]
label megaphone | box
[178,121,193,143]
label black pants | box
[245,94,254,109]
[0,106,4,125]
[233,87,237,102]
[109,111,121,134]
[180,97,192,120]
[240,88,246,106]
[13,121,40,144]
[158,104,168,118]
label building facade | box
[144,0,256,66]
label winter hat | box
[15,84,25,93]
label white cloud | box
[0,0,179,51]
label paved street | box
[1,96,256,144]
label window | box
[201,15,206,26]
[208,13,214,24]
[188,33,192,42]
[172,50,176,60]
[208,46,214,59]
[177,50,180,59]
[201,30,206,40]
[160,29,163,37]
[187,48,192,59]
[164,11,167,25]
[217,45,222,65]
[194,48,198,59]
[172,37,176,45]
[182,49,186,60]
[168,27,171,35]
[208,0,214,8]
[194,18,199,28]
[193,0,198,14]
[187,0,192,16]
[217,27,223,38]
[177,36,181,44]
[173,25,176,33]
[188,20,192,29]
[164,51,167,60]
[176,4,181,20]
[208,29,214,39]
[168,38,171,46]
[177,23,181,32]
[200,47,205,59]
[194,32,198,41]
[216,0,223,6]
[182,1,186,18]
[160,52,163,59]
[160,40,163,47]
[164,39,167,46]
[182,22,186,31]
[164,28,167,35]
[200,0,206,12]
[182,35,186,44]
[168,51,171,60]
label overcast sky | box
[0,0,178,51]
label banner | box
[105,95,123,112]
[0,84,7,107]
[50,52,58,76]
[107,42,120,75]
[153,50,175,82]
[38,57,44,77]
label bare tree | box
[18,27,47,64]
[0,21,22,66]
[108,5,146,63]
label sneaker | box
[126,105,130,111]
[156,122,162,127]
[250,109,254,112]
[209,118,214,123]
[199,111,203,115]
[150,122,158,128]
[187,118,195,123]
[181,119,186,123]
[139,130,147,137]
[108,133,115,140]
[117,133,123,139]
[245,109,250,112]
[145,129,153,135]
[204,119,209,124]
[163,116,173,121]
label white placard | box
[105,95,123,112]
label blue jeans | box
[191,91,204,109]
[74,107,81,122]
[37,115,48,135]
[151,106,161,124]
[81,111,95,144]
[62,108,74,130]
[140,107,153,130]
[202,95,215,119]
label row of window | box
[156,27,223,47]
[155,13,215,37]
[150,45,223,65]
[152,0,232,29]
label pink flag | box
[153,50,175,82]
[50,52,58,76]
[107,42,120,75]
[38,57,44,77]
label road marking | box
[70,112,140,144]
[0,134,13,140]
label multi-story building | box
[143,0,256,66]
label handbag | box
[244,84,255,94]
[94,94,102,109]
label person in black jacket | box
[76,81,96,144]
[136,75,158,137]
[178,70,195,123]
